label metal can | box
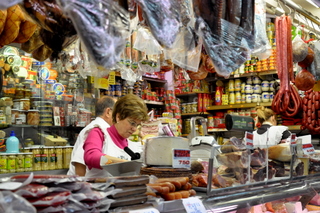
[32,148,41,171]
[56,148,63,169]
[49,148,56,170]
[7,155,16,173]
[24,153,33,171]
[208,116,214,129]
[41,148,49,171]
[16,153,25,172]
[0,154,8,173]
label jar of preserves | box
[32,148,41,171]
[7,155,16,173]
[24,89,32,98]
[63,147,72,169]
[0,154,8,173]
[16,154,25,172]
[41,148,49,171]
[49,148,56,170]
[192,102,198,113]
[184,119,191,134]
[27,109,40,125]
[24,153,33,172]
[56,148,63,169]
[17,110,26,124]
[181,103,187,114]
[15,83,24,99]
[20,99,30,111]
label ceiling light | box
[307,0,320,8]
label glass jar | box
[15,83,24,99]
[27,109,40,125]
[56,148,63,169]
[17,110,26,124]
[16,154,25,172]
[20,99,30,111]
[41,148,49,171]
[24,153,33,172]
[7,155,16,173]
[0,154,8,173]
[49,148,56,170]
[32,148,41,171]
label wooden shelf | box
[208,128,228,132]
[206,70,277,82]
[142,76,167,84]
[207,102,272,110]
[176,92,210,97]
[181,112,210,116]
[144,100,164,105]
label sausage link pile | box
[301,90,320,133]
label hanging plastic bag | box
[136,0,180,48]
[0,0,21,10]
[252,0,271,60]
[59,0,130,69]
[292,35,309,63]
[133,27,162,55]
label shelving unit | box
[144,100,164,105]
[181,112,210,116]
[206,70,277,82]
[207,102,273,110]
[176,92,210,97]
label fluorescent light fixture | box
[307,0,320,8]
[286,0,301,9]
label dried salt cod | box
[137,0,180,48]
[59,0,130,69]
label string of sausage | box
[272,16,301,117]
[301,90,320,132]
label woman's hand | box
[101,155,128,165]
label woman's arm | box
[83,128,105,169]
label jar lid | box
[20,99,30,101]
[18,110,26,112]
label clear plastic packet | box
[27,191,71,208]
[58,0,130,69]
[0,191,36,213]
[167,28,202,72]
[309,41,320,80]
[133,27,162,55]
[14,184,68,198]
[136,0,180,48]
[292,35,308,63]
[9,174,82,184]
[252,0,271,60]
[0,1,21,10]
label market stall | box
[0,0,320,212]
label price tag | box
[172,149,190,169]
[290,133,297,145]
[245,131,254,149]
[129,207,160,213]
[182,197,207,213]
[302,143,315,155]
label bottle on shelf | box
[6,131,20,153]
[215,86,223,105]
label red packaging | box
[202,94,207,112]
[198,93,203,112]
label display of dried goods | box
[0,5,27,47]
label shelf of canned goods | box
[0,145,73,175]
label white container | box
[246,94,252,103]
[261,81,270,92]
[257,94,262,102]
[229,80,235,92]
[253,76,261,84]
[245,85,253,94]
[253,84,262,94]
[251,94,258,103]
[246,77,253,85]
[241,82,246,93]
[241,93,246,103]
[235,79,242,92]
[269,93,274,100]
[262,92,270,102]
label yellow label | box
[0,159,6,169]
[108,71,116,85]
[94,77,109,89]
[7,159,16,170]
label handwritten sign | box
[108,71,116,85]
[129,207,160,213]
[172,149,190,169]
[245,131,254,149]
[182,197,207,213]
